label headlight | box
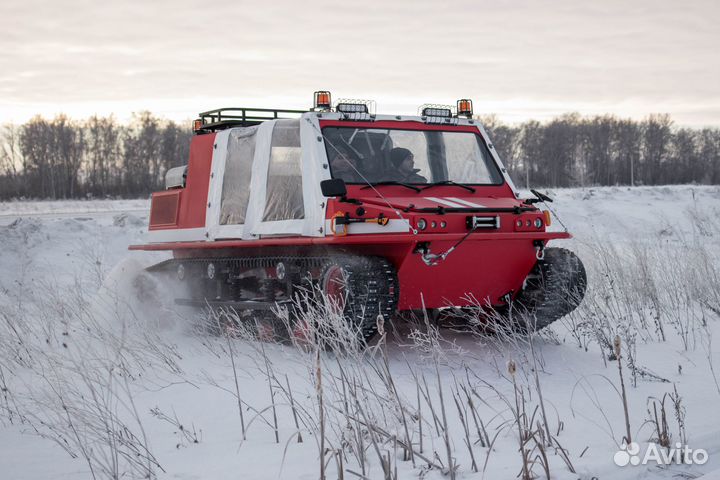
[440,221,447,228]
[417,218,427,230]
[534,218,543,229]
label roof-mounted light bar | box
[419,104,454,118]
[419,104,460,125]
[313,91,332,111]
[336,102,369,114]
[311,92,377,119]
[335,99,375,121]
[456,99,473,118]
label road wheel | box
[316,256,398,345]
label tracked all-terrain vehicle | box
[129,92,586,340]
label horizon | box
[2,0,719,127]
[0,107,708,130]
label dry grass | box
[1,213,719,479]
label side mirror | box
[320,178,347,198]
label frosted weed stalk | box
[278,299,578,478]
[567,235,720,368]
[203,296,478,479]
[0,262,187,479]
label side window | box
[263,119,304,221]
[220,127,257,225]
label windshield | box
[322,127,504,185]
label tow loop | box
[419,225,478,266]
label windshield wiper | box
[360,181,422,192]
[421,180,476,193]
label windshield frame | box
[319,121,506,187]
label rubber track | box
[148,254,399,341]
[514,247,587,330]
[324,256,399,341]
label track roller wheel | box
[316,256,398,344]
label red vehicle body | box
[130,95,585,337]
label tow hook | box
[414,220,479,266]
[533,240,545,260]
[414,242,447,266]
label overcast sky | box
[1,0,718,126]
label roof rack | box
[195,107,308,133]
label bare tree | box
[0,124,24,197]
[85,115,121,197]
[640,114,673,185]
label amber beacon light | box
[456,99,473,117]
[314,91,332,111]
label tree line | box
[0,112,191,200]
[0,112,718,200]
[481,113,720,189]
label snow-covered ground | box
[1,185,719,480]
[0,198,148,226]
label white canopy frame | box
[241,120,278,238]
[205,128,235,240]
[299,114,333,236]
[206,114,330,241]
[204,113,514,242]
